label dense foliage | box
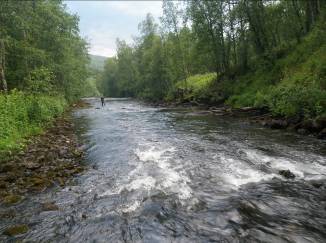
[0,1,93,154]
[0,0,92,100]
[98,0,325,118]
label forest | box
[98,0,325,120]
[0,1,98,152]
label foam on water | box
[159,165,192,200]
[244,148,326,180]
[135,146,169,164]
[119,176,156,192]
[143,147,191,203]
[99,145,193,212]
[119,201,141,213]
[217,154,277,187]
[135,146,193,200]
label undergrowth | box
[0,90,67,157]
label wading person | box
[100,96,105,107]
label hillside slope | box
[89,54,107,71]
[171,22,326,121]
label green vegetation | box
[98,0,325,121]
[226,20,326,119]
[0,91,66,153]
[0,1,95,155]
[167,73,220,104]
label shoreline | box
[0,101,89,205]
[148,100,326,139]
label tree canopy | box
[0,0,90,101]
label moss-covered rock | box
[3,224,29,236]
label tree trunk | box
[291,0,304,41]
[244,0,266,54]
[305,0,319,32]
[0,39,7,92]
[238,15,248,72]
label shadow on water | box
[1,98,326,242]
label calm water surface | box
[1,98,326,242]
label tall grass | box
[167,73,220,103]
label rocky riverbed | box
[0,105,87,208]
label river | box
[1,98,326,242]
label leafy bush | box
[25,67,55,95]
[0,90,66,153]
[266,83,326,118]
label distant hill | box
[89,54,107,71]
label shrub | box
[266,83,326,118]
[0,90,66,154]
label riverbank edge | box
[0,100,90,206]
[148,100,326,139]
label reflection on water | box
[1,98,326,242]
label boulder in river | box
[278,169,295,179]
[310,180,324,189]
[297,128,309,135]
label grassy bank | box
[170,23,326,121]
[0,91,67,156]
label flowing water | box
[1,98,326,243]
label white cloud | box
[65,1,164,57]
[85,28,135,57]
[109,1,163,18]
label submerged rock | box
[301,119,316,132]
[278,169,295,179]
[0,209,16,219]
[42,202,59,211]
[270,119,288,129]
[3,194,23,205]
[317,128,326,139]
[3,224,29,236]
[310,180,323,189]
[297,128,309,135]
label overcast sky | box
[65,1,163,57]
